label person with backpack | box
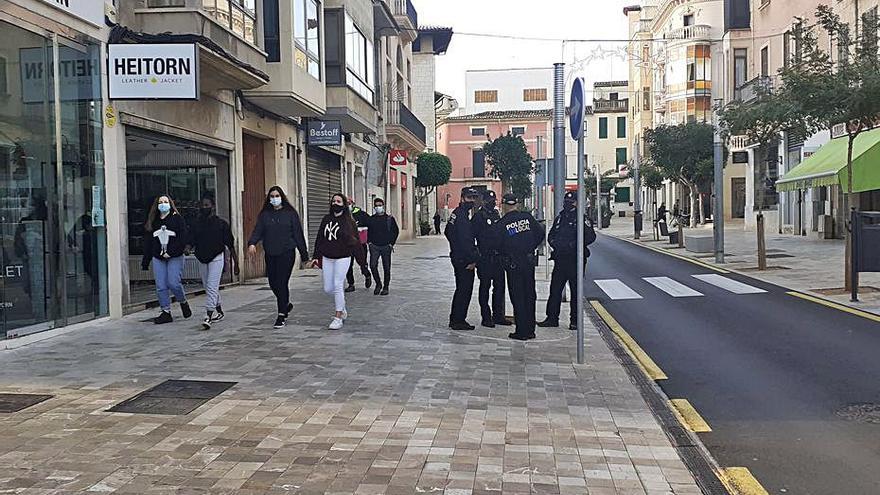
[365,198,399,295]
[538,190,596,331]
[141,194,192,324]
[345,198,372,293]
[190,194,239,330]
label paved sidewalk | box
[0,237,701,494]
[603,216,880,314]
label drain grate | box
[766,253,795,259]
[0,393,52,413]
[107,380,235,416]
[836,403,880,424]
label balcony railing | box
[393,0,418,29]
[386,100,426,145]
[593,99,629,113]
[665,24,711,41]
[737,75,777,103]
[729,135,751,151]
[145,0,256,44]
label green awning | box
[776,126,880,193]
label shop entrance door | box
[242,134,266,279]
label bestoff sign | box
[307,120,342,146]
[36,0,104,26]
[108,44,199,100]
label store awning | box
[777,126,880,193]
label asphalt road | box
[584,233,880,495]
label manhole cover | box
[836,403,880,423]
[0,393,52,413]
[107,380,235,416]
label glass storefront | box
[0,20,108,338]
[125,129,231,307]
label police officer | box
[445,187,481,330]
[472,190,511,328]
[538,190,596,330]
[496,193,545,340]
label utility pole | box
[553,63,566,219]
[633,137,642,239]
[713,100,725,263]
[595,163,602,231]
[570,77,586,365]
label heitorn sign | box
[108,44,199,100]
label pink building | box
[436,110,552,213]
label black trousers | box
[450,261,476,323]
[346,244,369,285]
[546,260,580,325]
[477,258,506,323]
[265,251,295,314]
[434,221,441,235]
[505,260,536,337]
[369,243,393,288]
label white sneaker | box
[329,317,344,330]
[341,309,348,320]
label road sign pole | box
[596,163,602,231]
[633,137,642,239]
[570,77,586,365]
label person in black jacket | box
[247,186,309,329]
[365,198,399,295]
[445,187,481,330]
[433,211,442,235]
[190,195,240,330]
[345,199,372,292]
[496,193,545,340]
[538,190,596,331]
[141,195,192,324]
[472,189,511,328]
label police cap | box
[482,190,497,201]
[564,190,577,201]
[501,193,518,206]
[461,186,480,198]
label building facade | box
[463,68,554,115]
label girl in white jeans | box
[312,193,366,329]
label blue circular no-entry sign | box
[570,77,585,140]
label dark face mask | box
[462,200,475,209]
[485,201,496,210]
[331,204,345,215]
[564,200,576,211]
[199,207,213,217]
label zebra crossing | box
[592,274,767,300]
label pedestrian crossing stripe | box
[593,276,766,300]
[693,274,767,294]
[594,279,643,300]
[644,277,703,297]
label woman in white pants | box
[190,195,240,330]
[311,193,365,329]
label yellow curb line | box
[717,467,769,495]
[610,234,730,274]
[590,300,668,381]
[669,399,712,433]
[787,291,880,323]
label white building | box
[464,68,554,115]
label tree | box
[644,122,714,227]
[484,133,535,200]
[640,163,665,218]
[414,152,452,221]
[778,5,880,289]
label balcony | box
[324,85,378,134]
[393,0,418,41]
[729,135,751,151]
[135,0,269,90]
[737,75,776,103]
[665,24,712,41]
[385,100,426,152]
[593,99,629,113]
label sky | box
[415,0,634,105]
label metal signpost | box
[570,77,586,365]
[553,63,566,219]
[633,138,642,239]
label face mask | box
[269,197,282,207]
[564,200,576,211]
[374,206,385,215]
[331,204,345,215]
[158,203,171,214]
[462,200,474,209]
[199,207,212,217]
[485,201,496,209]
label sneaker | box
[449,321,475,331]
[201,316,212,331]
[373,286,382,295]
[536,318,559,328]
[329,317,344,330]
[285,303,294,316]
[345,284,355,293]
[380,287,389,296]
[180,302,192,319]
[341,309,348,320]
[214,306,225,321]
[273,314,286,329]
[494,318,514,326]
[481,319,496,328]
[153,311,173,325]
[364,273,372,289]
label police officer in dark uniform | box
[445,187,481,330]
[496,193,545,340]
[538,190,596,330]
[471,190,512,328]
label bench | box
[685,234,714,253]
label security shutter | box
[306,147,342,253]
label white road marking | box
[692,274,767,294]
[643,277,704,297]
[594,279,643,300]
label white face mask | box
[374,206,385,215]
[269,197,282,207]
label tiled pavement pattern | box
[0,237,701,494]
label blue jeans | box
[153,256,186,311]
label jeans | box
[265,251,296,314]
[369,243,393,288]
[346,244,369,285]
[322,257,352,312]
[199,253,224,313]
[477,258,506,323]
[153,256,186,311]
[449,261,476,323]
